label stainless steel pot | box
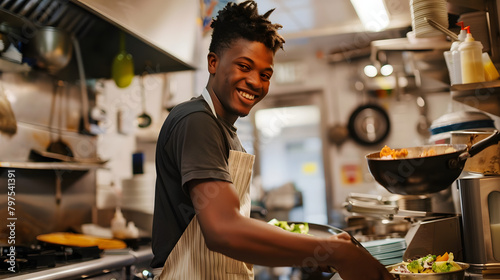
[31,26,73,73]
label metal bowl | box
[386,262,469,280]
[31,27,73,73]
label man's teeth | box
[238,90,255,100]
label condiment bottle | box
[111,207,127,239]
[457,21,467,42]
[459,26,485,83]
[444,22,467,85]
[482,52,500,81]
[445,41,462,85]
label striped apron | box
[157,150,255,280]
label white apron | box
[157,148,255,279]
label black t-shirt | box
[151,96,244,268]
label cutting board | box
[37,232,127,250]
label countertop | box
[1,246,153,280]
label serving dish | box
[386,262,469,280]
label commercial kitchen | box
[1,0,500,279]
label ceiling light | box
[350,0,390,32]
[364,65,378,77]
[380,64,393,76]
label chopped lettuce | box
[268,219,309,235]
[391,252,461,274]
[407,259,423,273]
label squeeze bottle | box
[111,207,127,239]
[457,21,467,42]
[459,26,485,83]
[444,22,466,85]
[483,52,500,81]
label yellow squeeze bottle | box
[459,26,485,84]
[482,52,500,81]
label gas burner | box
[0,244,100,274]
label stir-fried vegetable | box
[391,252,461,274]
[268,219,309,235]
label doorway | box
[248,91,332,225]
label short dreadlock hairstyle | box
[209,0,285,55]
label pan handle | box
[462,130,500,159]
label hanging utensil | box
[46,80,74,157]
[111,31,134,88]
[30,26,73,74]
[137,75,152,128]
[0,78,17,135]
[72,35,91,134]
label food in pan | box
[380,145,457,159]
[268,219,309,235]
[380,145,408,159]
[390,252,462,274]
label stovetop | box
[1,244,101,276]
[0,237,153,279]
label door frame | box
[249,90,334,224]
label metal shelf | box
[451,80,500,116]
[0,161,107,170]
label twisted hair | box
[209,0,285,55]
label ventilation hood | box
[0,0,197,80]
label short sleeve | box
[169,111,233,193]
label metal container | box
[457,174,500,273]
[30,26,73,73]
[451,131,500,175]
[386,262,469,279]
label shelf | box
[451,80,500,116]
[0,161,107,170]
[0,57,31,73]
[371,37,452,53]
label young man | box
[151,1,393,279]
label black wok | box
[366,130,500,195]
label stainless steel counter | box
[3,246,153,280]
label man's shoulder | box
[170,96,209,115]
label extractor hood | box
[0,0,197,80]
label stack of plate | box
[361,238,407,266]
[410,0,448,38]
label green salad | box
[268,219,309,234]
[391,252,462,274]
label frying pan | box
[366,130,500,195]
[287,222,369,275]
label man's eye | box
[239,64,250,71]
[261,74,271,81]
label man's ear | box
[207,52,218,74]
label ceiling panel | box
[254,0,410,38]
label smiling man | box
[151,1,392,280]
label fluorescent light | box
[350,0,390,32]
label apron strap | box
[201,88,217,118]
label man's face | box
[209,38,274,122]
